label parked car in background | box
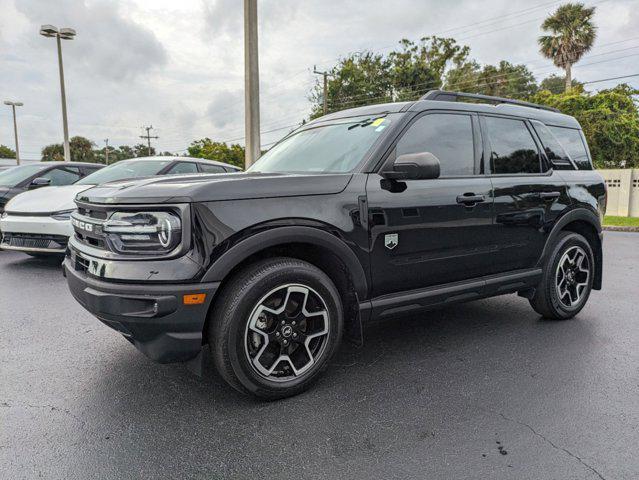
[0,156,240,256]
[63,90,605,399]
[0,162,104,214]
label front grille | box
[77,206,108,220]
[72,202,111,251]
[1,232,67,250]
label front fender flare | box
[200,225,369,300]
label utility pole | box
[3,101,23,165]
[140,126,158,156]
[40,25,76,162]
[104,138,109,165]
[313,66,331,115]
[244,0,261,168]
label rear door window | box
[166,162,199,175]
[199,164,226,173]
[395,113,475,177]
[548,126,592,170]
[483,116,541,174]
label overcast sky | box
[0,0,637,160]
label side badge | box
[384,233,398,250]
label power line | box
[583,73,639,85]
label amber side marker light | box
[183,293,207,305]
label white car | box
[0,156,240,256]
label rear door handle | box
[539,191,561,200]
[456,194,486,205]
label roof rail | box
[419,90,560,113]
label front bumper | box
[0,214,72,253]
[64,256,219,363]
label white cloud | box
[0,0,636,159]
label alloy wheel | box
[555,245,590,309]
[244,284,330,381]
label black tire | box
[208,257,343,400]
[530,231,595,320]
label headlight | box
[51,209,75,221]
[103,211,181,254]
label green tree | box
[538,3,597,92]
[41,143,65,162]
[389,37,469,101]
[309,36,470,118]
[540,74,584,94]
[133,143,156,157]
[187,139,245,169]
[0,144,16,159]
[309,52,392,118]
[446,60,538,99]
[41,136,97,163]
[530,84,639,168]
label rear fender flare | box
[538,207,603,289]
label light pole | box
[40,24,76,162]
[244,0,261,168]
[3,101,23,165]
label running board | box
[361,268,542,321]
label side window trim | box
[378,110,481,179]
[529,120,577,171]
[479,113,550,177]
[524,119,552,173]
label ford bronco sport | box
[64,90,606,399]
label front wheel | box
[530,231,595,320]
[209,257,343,399]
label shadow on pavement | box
[0,251,64,272]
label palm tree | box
[538,3,597,92]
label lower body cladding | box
[0,214,72,254]
[64,257,219,363]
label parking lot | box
[0,231,636,479]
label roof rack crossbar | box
[419,90,560,113]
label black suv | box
[64,91,606,399]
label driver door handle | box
[456,194,485,205]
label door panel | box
[480,114,571,273]
[490,174,570,272]
[367,175,494,297]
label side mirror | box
[383,152,441,180]
[30,177,51,189]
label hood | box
[4,184,93,213]
[76,172,354,205]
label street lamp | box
[3,101,23,165]
[40,24,76,162]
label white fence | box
[599,169,639,217]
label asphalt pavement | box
[1,231,638,479]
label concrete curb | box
[603,225,639,232]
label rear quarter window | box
[548,126,592,170]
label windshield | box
[248,114,397,174]
[0,164,49,187]
[76,160,171,185]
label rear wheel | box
[209,257,343,399]
[530,231,594,319]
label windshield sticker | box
[375,125,387,132]
[371,118,385,127]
